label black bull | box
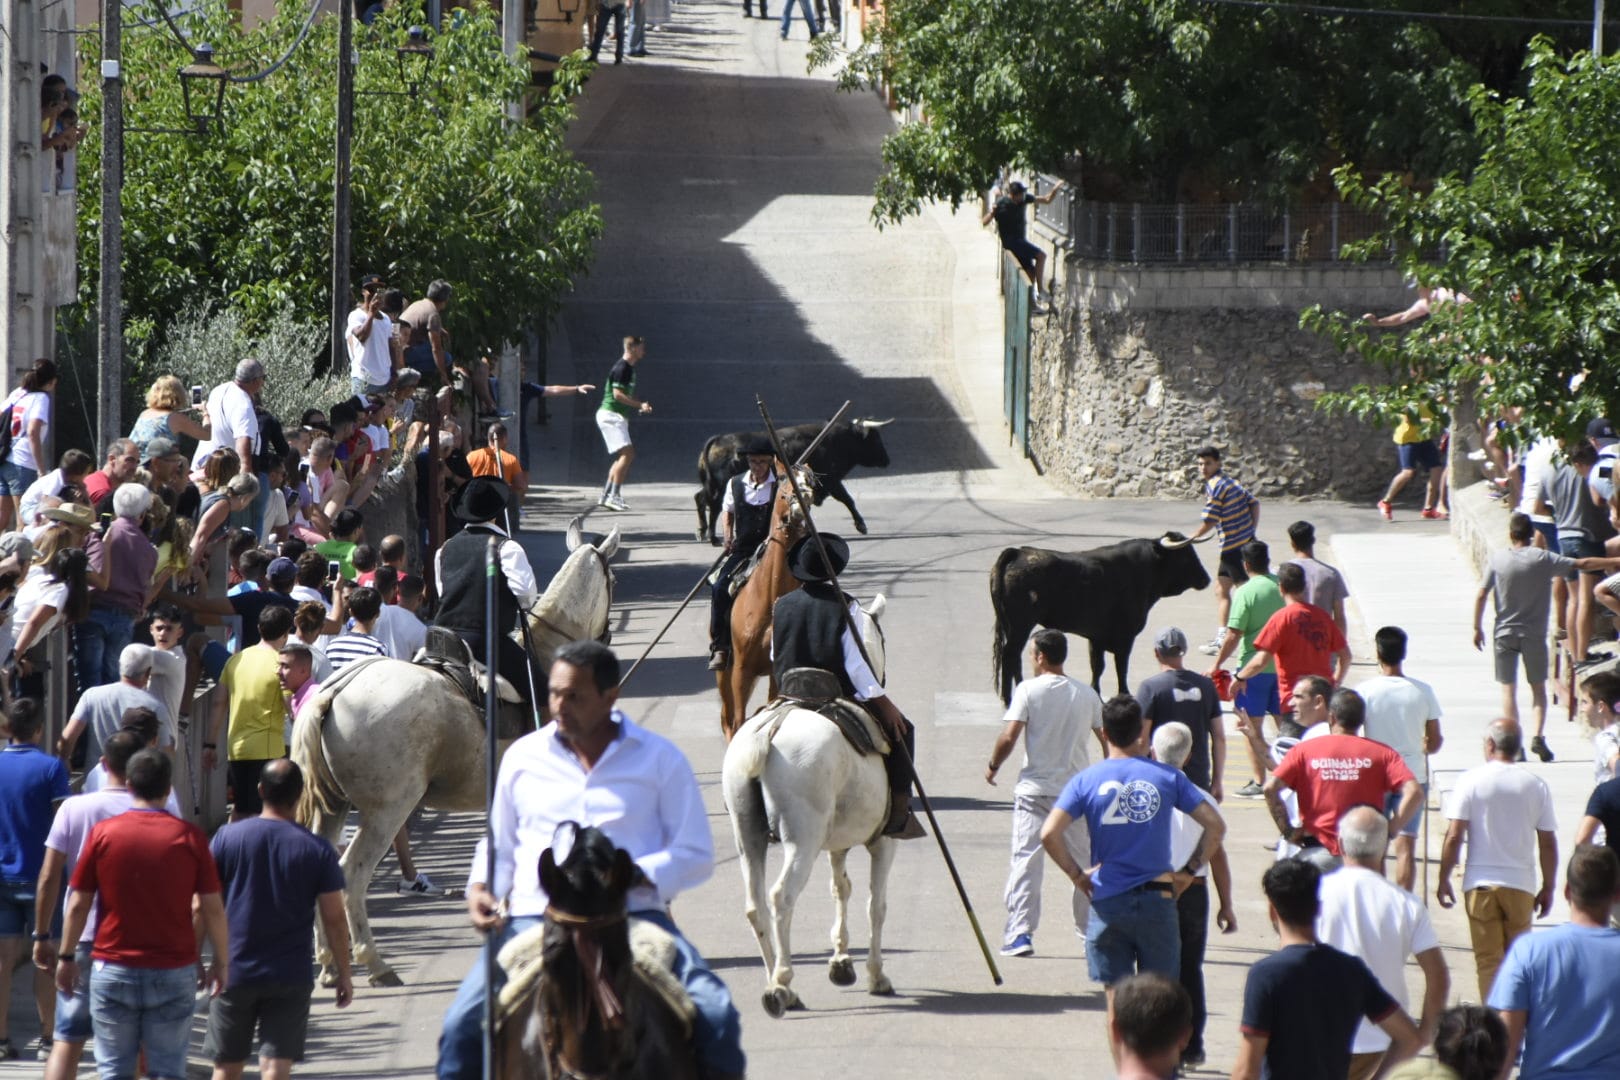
[990,533,1212,703]
[693,419,893,542]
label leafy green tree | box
[71,2,600,365]
[1304,41,1620,442]
[818,1,1589,223]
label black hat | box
[742,436,773,458]
[450,477,512,523]
[787,534,850,583]
[359,273,387,293]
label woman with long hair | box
[190,472,258,568]
[0,358,58,532]
[129,374,211,459]
[9,546,89,700]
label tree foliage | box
[1304,41,1620,442]
[817,0,1590,223]
[72,2,601,364]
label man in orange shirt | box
[466,424,527,533]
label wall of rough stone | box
[1025,263,1409,500]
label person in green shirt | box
[1208,540,1284,797]
[314,507,364,581]
[594,336,652,512]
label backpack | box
[0,390,25,459]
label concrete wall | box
[1024,262,1410,501]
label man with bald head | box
[205,759,351,1079]
[1318,807,1450,1080]
[1438,718,1559,998]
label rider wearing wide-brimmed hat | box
[771,533,925,838]
[433,476,543,701]
[707,436,778,672]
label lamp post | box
[97,15,229,451]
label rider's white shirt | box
[433,521,539,608]
[467,710,714,918]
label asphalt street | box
[4,0,1526,1075]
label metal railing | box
[1029,179,1397,266]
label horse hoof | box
[369,969,404,988]
[828,958,857,986]
[762,987,790,1018]
[869,976,894,997]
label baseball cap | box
[0,532,34,567]
[267,557,298,584]
[142,436,182,463]
[359,272,386,292]
[1153,627,1188,656]
[1588,418,1617,443]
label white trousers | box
[1004,792,1091,944]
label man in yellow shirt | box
[203,606,296,822]
[1377,403,1445,522]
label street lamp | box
[178,45,229,135]
[395,27,435,99]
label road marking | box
[933,690,1005,726]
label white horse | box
[292,520,618,987]
[721,595,896,1017]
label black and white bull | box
[693,418,893,542]
[990,533,1212,703]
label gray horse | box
[293,520,618,986]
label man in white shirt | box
[986,628,1104,958]
[346,274,396,398]
[435,641,744,1080]
[18,449,93,532]
[1318,806,1449,1080]
[371,567,426,661]
[1437,718,1558,998]
[1355,625,1443,891]
[191,359,263,473]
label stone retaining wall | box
[1025,263,1410,500]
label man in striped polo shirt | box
[1188,446,1260,656]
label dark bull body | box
[693,419,892,542]
[990,533,1212,703]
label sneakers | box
[1198,633,1224,656]
[1180,1047,1207,1069]
[1236,780,1265,799]
[601,494,629,512]
[399,872,441,896]
[1000,934,1034,957]
[34,1037,52,1063]
[1378,500,1394,521]
[1530,735,1554,762]
[0,1038,16,1061]
[1421,507,1448,520]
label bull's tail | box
[696,434,723,491]
[290,659,379,826]
[990,548,1021,705]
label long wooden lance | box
[756,394,1004,987]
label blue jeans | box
[780,0,818,36]
[404,342,451,380]
[89,961,197,1080]
[626,0,647,51]
[1085,886,1181,986]
[437,910,745,1079]
[75,606,136,691]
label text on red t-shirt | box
[1273,734,1416,855]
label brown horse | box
[717,462,812,739]
[495,823,699,1080]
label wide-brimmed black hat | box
[450,477,512,523]
[787,534,850,583]
[742,436,774,458]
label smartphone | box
[327,560,342,583]
[299,463,309,480]
[99,512,112,530]
[191,385,204,406]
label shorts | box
[1003,237,1042,280]
[0,878,61,938]
[1385,785,1428,839]
[1494,633,1549,685]
[1396,440,1441,472]
[54,949,92,1040]
[1560,536,1603,577]
[1601,570,1620,599]
[1532,520,1560,553]
[1232,672,1279,718]
[228,759,272,817]
[1084,885,1180,986]
[204,982,314,1063]
[0,460,37,497]
[1217,547,1249,584]
[596,410,633,455]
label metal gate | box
[1001,254,1031,456]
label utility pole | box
[98,0,124,449]
[1598,0,1607,55]
[1,0,45,387]
[331,0,355,375]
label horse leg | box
[865,837,898,996]
[312,803,350,986]
[826,849,856,987]
[1089,639,1107,694]
[763,839,820,1017]
[342,797,417,987]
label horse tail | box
[722,709,786,863]
[725,707,787,786]
[990,547,1021,705]
[290,659,381,826]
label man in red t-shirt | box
[1235,562,1351,737]
[1263,689,1422,871]
[56,749,228,1080]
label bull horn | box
[854,417,895,429]
[1189,533,1215,544]
[566,516,583,552]
[1158,534,1193,550]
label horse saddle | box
[496,917,697,1037]
[766,668,890,758]
[716,539,767,598]
[416,626,523,706]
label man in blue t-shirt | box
[203,759,351,1076]
[1489,844,1620,1079]
[1041,695,1225,1061]
[0,700,70,1057]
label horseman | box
[772,534,925,839]
[437,640,746,1080]
[432,476,543,703]
[708,437,778,671]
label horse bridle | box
[539,906,632,1080]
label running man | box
[595,336,651,512]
